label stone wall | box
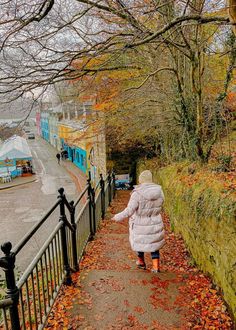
[138,162,236,320]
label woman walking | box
[112,170,165,273]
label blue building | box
[61,139,87,174]
[40,112,50,142]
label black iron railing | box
[0,172,115,330]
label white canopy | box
[0,135,32,160]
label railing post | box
[91,187,96,234]
[0,242,20,330]
[87,172,95,239]
[100,174,105,220]
[108,172,112,206]
[112,171,116,199]
[69,201,79,271]
[58,188,72,285]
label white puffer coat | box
[114,183,165,252]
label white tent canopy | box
[0,135,32,160]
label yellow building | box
[58,113,106,183]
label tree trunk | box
[228,0,236,35]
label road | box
[0,136,79,272]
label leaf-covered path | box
[45,191,233,330]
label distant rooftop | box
[60,119,85,130]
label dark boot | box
[136,257,146,270]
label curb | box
[0,177,37,190]
[63,165,86,193]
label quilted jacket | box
[114,183,165,252]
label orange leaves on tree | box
[67,54,140,113]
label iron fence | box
[0,172,115,330]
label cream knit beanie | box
[138,170,153,184]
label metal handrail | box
[74,184,88,207]
[94,180,100,192]
[63,196,73,212]
[0,171,116,330]
[75,200,89,224]
[0,298,13,309]
[95,189,101,203]
[60,213,75,232]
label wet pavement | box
[0,175,36,190]
[0,136,85,272]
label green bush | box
[215,155,233,172]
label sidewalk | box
[0,175,37,190]
[0,159,87,192]
[45,191,233,330]
[61,159,87,193]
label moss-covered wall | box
[138,161,236,319]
